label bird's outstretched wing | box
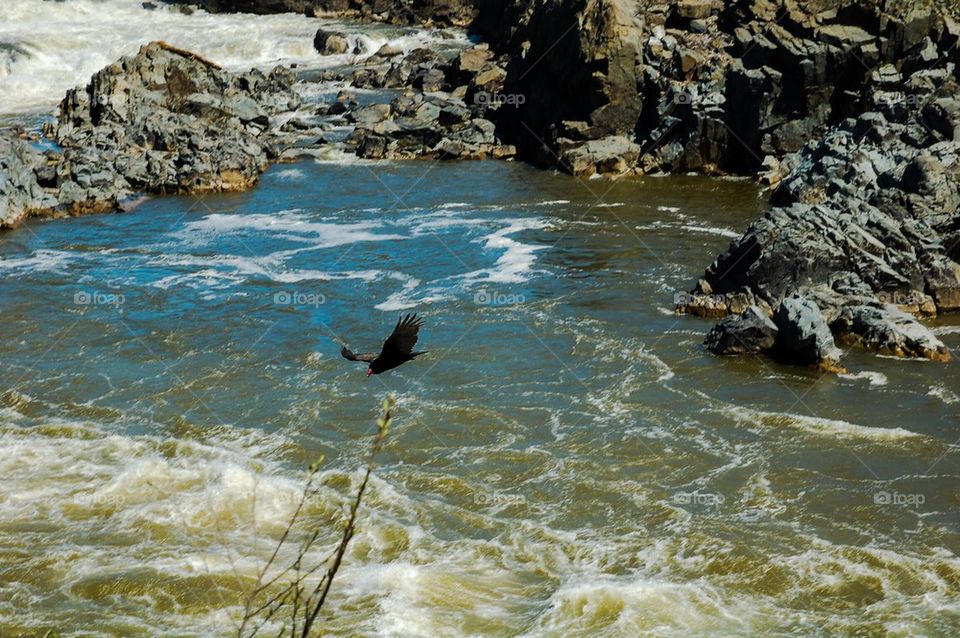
[380,313,423,358]
[341,347,378,363]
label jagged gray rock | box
[773,295,843,370]
[55,41,301,201]
[1,41,302,228]
[0,134,59,229]
[704,305,778,355]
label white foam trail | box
[152,251,404,287]
[176,210,405,246]
[838,370,889,387]
[406,208,491,232]
[0,249,73,272]
[272,168,305,182]
[928,385,959,404]
[679,224,740,239]
[931,325,960,335]
[467,218,548,284]
[720,405,919,441]
[374,274,455,312]
[404,213,549,285]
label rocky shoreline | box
[2,0,960,370]
[0,31,519,229]
[1,41,301,228]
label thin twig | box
[299,395,395,638]
[238,394,397,638]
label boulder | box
[704,305,778,355]
[833,304,949,361]
[773,295,843,369]
[455,47,493,76]
[314,28,349,55]
[560,136,641,177]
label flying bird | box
[341,313,427,376]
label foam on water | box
[838,370,889,387]
[679,224,740,238]
[176,210,406,246]
[932,324,960,335]
[0,249,73,272]
[466,218,549,284]
[530,577,755,637]
[720,405,919,441]
[928,385,959,404]
[153,252,411,288]
[273,168,306,182]
[0,410,446,636]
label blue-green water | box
[1,157,959,637]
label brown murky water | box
[1,158,958,637]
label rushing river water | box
[2,2,960,637]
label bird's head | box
[366,367,374,377]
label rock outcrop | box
[704,304,778,355]
[54,41,300,198]
[0,133,59,230]
[3,41,301,228]
[681,69,959,366]
[281,44,518,162]
[184,0,479,26]
[188,0,960,179]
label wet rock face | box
[476,0,645,174]
[54,41,301,207]
[0,134,58,229]
[704,305,778,355]
[772,295,843,369]
[684,73,960,366]
[833,304,950,361]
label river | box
[1,1,959,637]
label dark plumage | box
[341,313,427,376]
